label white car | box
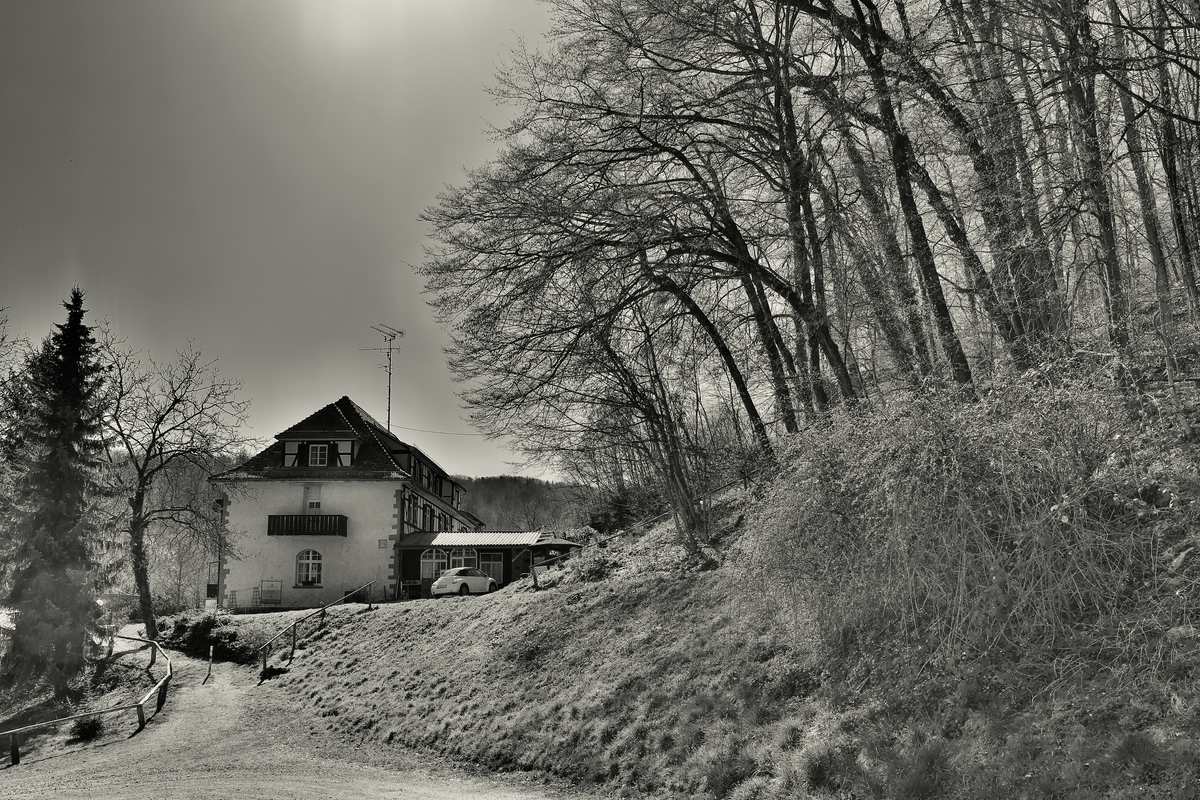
[431,567,497,597]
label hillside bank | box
[170,526,1200,800]
[162,383,1200,799]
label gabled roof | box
[274,402,355,440]
[396,530,582,548]
[212,395,410,482]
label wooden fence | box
[0,634,173,766]
[253,580,375,674]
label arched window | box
[449,547,477,570]
[420,547,448,579]
[296,549,322,586]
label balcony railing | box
[267,514,348,536]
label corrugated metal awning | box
[397,530,544,547]
[396,530,583,548]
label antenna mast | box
[361,324,405,430]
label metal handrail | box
[0,633,172,766]
[253,580,375,672]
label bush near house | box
[157,610,271,664]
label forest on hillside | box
[417,5,1200,794]
[454,475,593,531]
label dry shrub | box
[744,379,1195,668]
[68,715,104,741]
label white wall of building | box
[223,479,399,607]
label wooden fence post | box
[260,646,268,674]
[136,703,146,730]
[156,681,168,712]
[148,645,156,668]
[10,734,18,766]
[290,623,297,660]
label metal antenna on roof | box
[361,324,405,430]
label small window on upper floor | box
[309,444,328,467]
[335,440,353,466]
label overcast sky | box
[0,0,553,478]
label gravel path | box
[0,646,593,799]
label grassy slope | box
[240,525,816,799]
[0,649,159,764]
[201,515,1200,800]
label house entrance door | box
[480,552,504,585]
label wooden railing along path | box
[253,580,375,674]
[0,634,173,766]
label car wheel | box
[458,584,470,596]
[487,582,497,593]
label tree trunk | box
[1109,0,1173,353]
[837,123,932,375]
[1061,3,1129,355]
[1154,5,1200,312]
[640,253,775,457]
[740,270,800,432]
[855,17,974,387]
[128,492,159,640]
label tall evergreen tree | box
[2,289,107,695]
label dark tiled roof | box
[212,396,408,481]
[275,403,355,439]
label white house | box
[209,396,487,608]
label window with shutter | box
[336,440,353,466]
[283,441,299,467]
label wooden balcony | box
[267,514,348,536]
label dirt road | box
[0,647,592,799]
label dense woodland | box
[454,475,592,531]
[422,0,1200,551]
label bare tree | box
[100,336,251,639]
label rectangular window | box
[336,440,353,466]
[283,441,299,467]
[302,484,322,514]
[309,444,328,466]
[296,550,322,585]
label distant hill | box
[454,475,592,531]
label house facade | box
[210,396,488,608]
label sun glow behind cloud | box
[299,0,380,53]
[1,0,555,477]
[298,0,465,57]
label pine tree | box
[2,289,107,695]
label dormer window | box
[309,444,328,466]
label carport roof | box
[397,530,577,548]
